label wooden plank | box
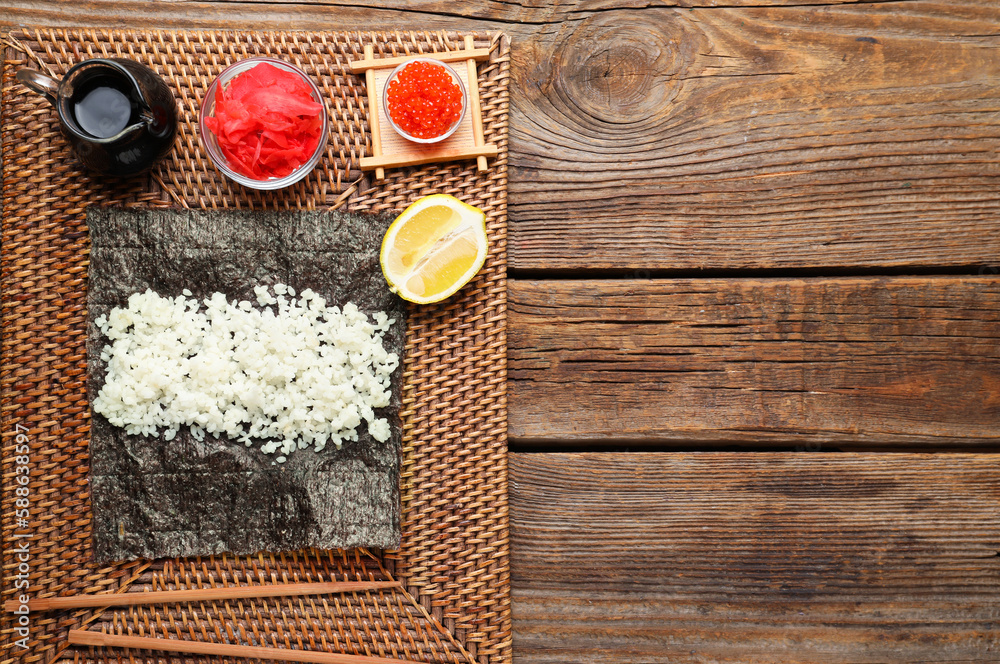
[0,2,493,30]
[4,3,997,271]
[509,277,1000,447]
[0,1,944,30]
[511,452,1000,663]
[506,3,1000,270]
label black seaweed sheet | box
[86,207,405,563]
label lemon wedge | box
[380,194,488,304]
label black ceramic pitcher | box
[17,58,177,176]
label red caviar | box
[386,61,463,140]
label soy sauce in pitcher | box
[71,79,137,139]
[16,58,177,176]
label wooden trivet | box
[351,36,498,179]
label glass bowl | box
[199,57,328,190]
[382,58,467,144]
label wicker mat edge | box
[0,28,509,664]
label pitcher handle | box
[16,68,60,105]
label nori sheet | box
[86,207,405,563]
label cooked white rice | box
[93,285,399,460]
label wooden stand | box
[351,37,498,179]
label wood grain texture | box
[509,277,1000,447]
[0,1,972,31]
[507,2,1000,270]
[5,2,998,271]
[510,452,1000,664]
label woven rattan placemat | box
[0,28,509,664]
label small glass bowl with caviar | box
[382,58,467,144]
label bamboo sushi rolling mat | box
[0,29,510,664]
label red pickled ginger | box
[204,63,324,180]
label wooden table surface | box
[4,2,999,662]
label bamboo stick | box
[348,48,491,73]
[360,144,498,171]
[4,581,399,612]
[68,630,419,664]
[463,36,489,172]
[363,44,385,180]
